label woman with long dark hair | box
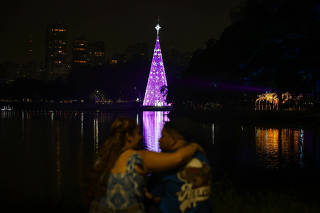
[86,117,201,213]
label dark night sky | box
[1,0,245,63]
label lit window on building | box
[75,48,86,51]
[111,59,118,64]
[95,52,104,56]
[74,60,87,64]
[53,29,66,32]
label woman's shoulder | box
[121,149,144,162]
[111,149,143,174]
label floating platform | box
[139,105,174,111]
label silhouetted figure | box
[148,118,212,213]
[85,117,202,213]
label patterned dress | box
[89,152,145,213]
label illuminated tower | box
[143,23,168,106]
[88,41,106,66]
[45,24,68,80]
[72,38,89,65]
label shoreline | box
[2,101,320,125]
[169,107,320,125]
[1,101,174,112]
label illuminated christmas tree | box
[143,23,168,106]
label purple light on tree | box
[143,111,170,152]
[143,23,168,106]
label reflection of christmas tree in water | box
[143,22,168,106]
[143,111,170,152]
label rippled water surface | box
[0,110,319,209]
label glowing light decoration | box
[143,111,170,152]
[94,116,99,153]
[143,23,168,106]
[255,92,279,105]
[211,123,215,144]
[255,92,279,111]
[281,92,292,104]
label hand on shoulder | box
[189,142,205,154]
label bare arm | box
[137,143,200,172]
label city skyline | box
[0,0,245,63]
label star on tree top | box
[155,24,161,35]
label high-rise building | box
[126,42,149,62]
[45,24,69,79]
[72,38,89,66]
[24,34,38,79]
[109,53,127,64]
[27,34,33,61]
[88,41,105,66]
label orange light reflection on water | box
[255,128,304,169]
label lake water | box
[1,110,319,211]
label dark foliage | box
[172,0,320,104]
